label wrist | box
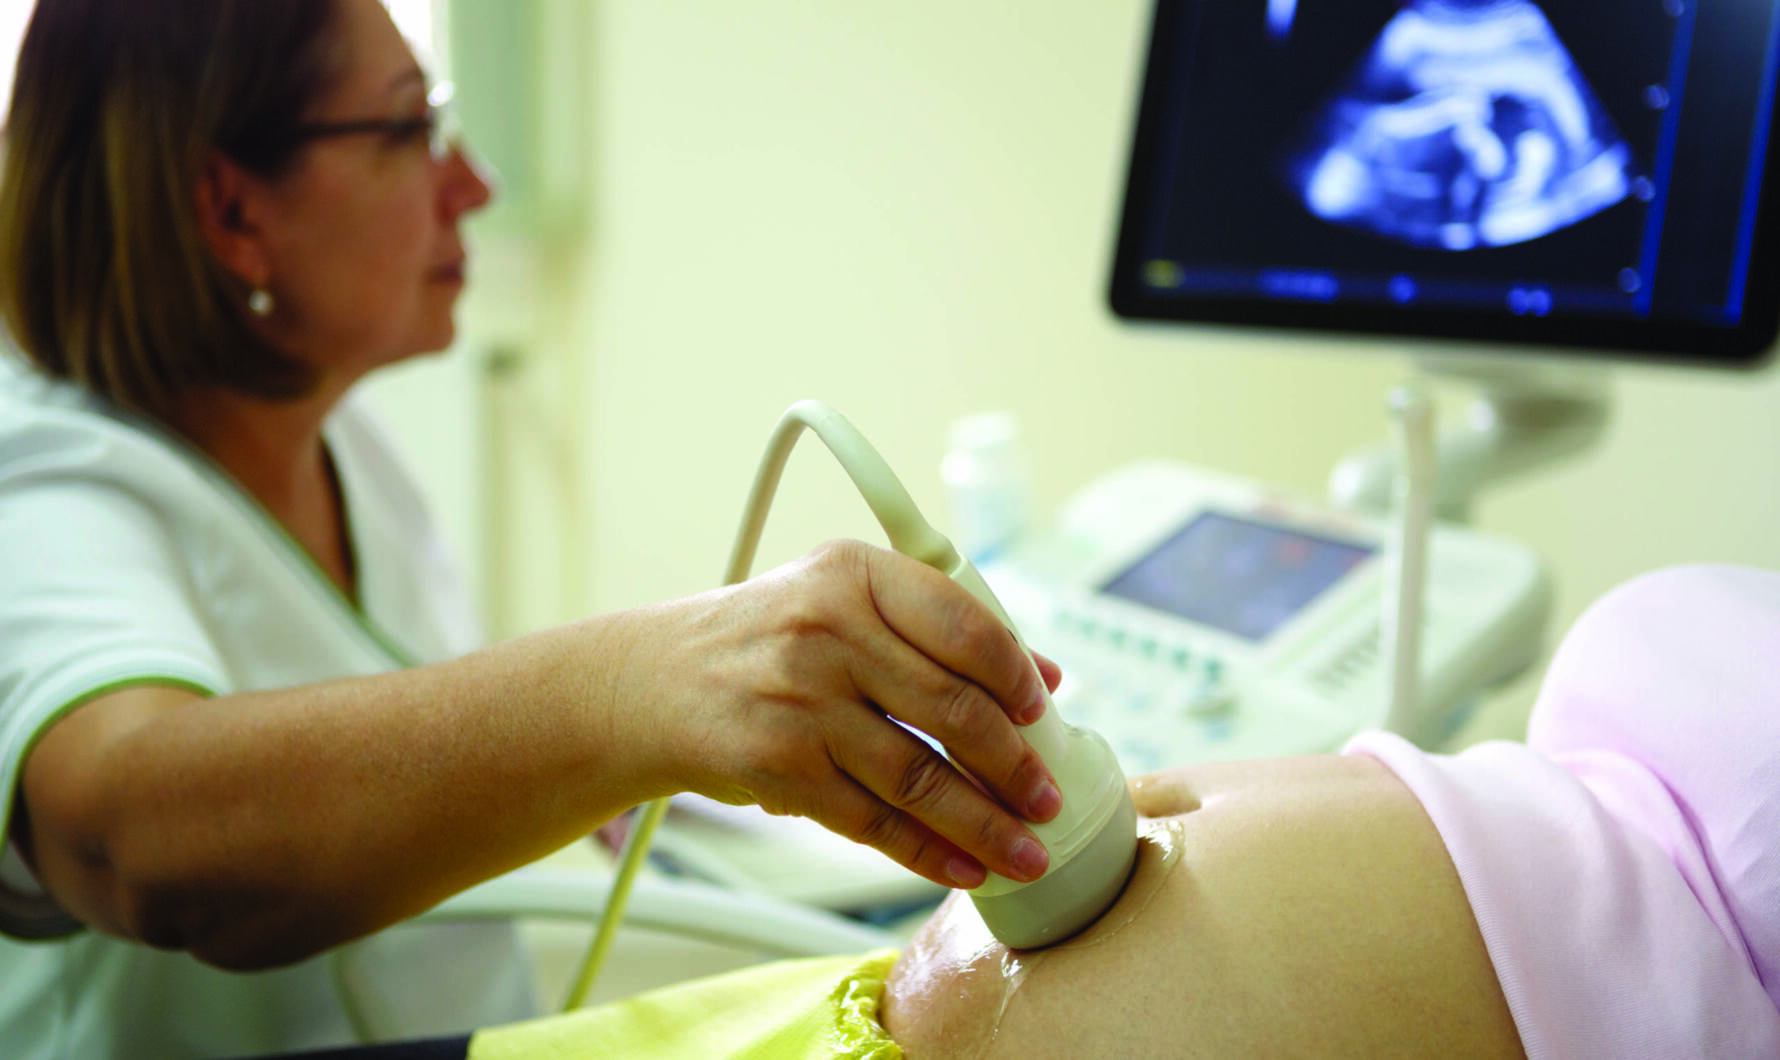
[583,601,693,806]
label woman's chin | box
[408,316,461,358]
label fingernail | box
[1028,781,1061,821]
[1011,837,1049,881]
[947,856,987,889]
[1020,694,1046,725]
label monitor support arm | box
[1328,355,1613,524]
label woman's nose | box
[440,145,496,218]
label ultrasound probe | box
[563,401,1139,1009]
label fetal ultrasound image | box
[1153,0,1680,290]
[1290,0,1637,251]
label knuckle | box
[808,538,870,583]
[777,583,836,638]
[755,595,843,676]
[949,601,1021,687]
[904,834,943,877]
[817,537,868,561]
[934,680,995,744]
[1008,751,1049,806]
[971,807,1004,854]
[891,750,956,813]
[945,598,998,654]
[778,542,871,633]
[855,802,905,850]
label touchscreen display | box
[1100,511,1374,642]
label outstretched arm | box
[17,541,1061,970]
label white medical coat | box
[0,359,535,1059]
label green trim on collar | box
[106,408,422,670]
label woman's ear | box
[193,153,272,288]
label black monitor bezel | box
[1107,0,1780,369]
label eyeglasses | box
[290,81,462,162]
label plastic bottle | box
[940,411,1034,563]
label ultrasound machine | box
[649,0,1780,915]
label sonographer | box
[0,2,1061,1056]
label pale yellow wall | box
[567,0,1406,602]
[415,0,1780,738]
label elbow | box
[83,819,345,970]
[127,901,334,972]
[189,936,322,974]
[92,824,379,971]
[111,872,340,972]
[111,881,245,970]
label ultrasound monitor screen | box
[1109,0,1780,364]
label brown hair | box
[0,0,344,418]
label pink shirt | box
[1348,565,1780,1059]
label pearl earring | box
[248,288,275,317]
